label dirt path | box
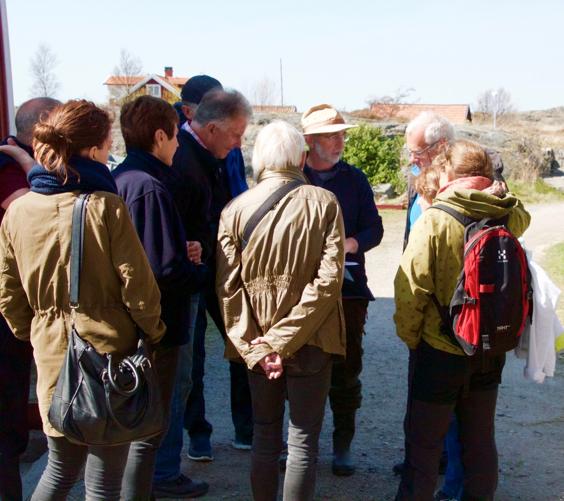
[21,203,564,500]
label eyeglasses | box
[318,131,348,142]
[406,140,440,159]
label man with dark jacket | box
[302,104,384,476]
[169,87,254,459]
[0,97,59,501]
[113,96,209,499]
[175,75,248,199]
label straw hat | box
[301,104,357,135]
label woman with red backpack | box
[394,139,531,500]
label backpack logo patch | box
[497,249,508,262]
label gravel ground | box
[181,203,564,501]
[21,203,564,500]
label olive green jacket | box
[216,167,346,370]
[0,191,165,436]
[394,188,531,355]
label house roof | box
[128,74,182,97]
[104,74,188,88]
[369,103,472,124]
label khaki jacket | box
[216,168,346,370]
[0,191,165,436]
[394,187,531,355]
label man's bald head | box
[15,97,61,146]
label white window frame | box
[146,84,162,98]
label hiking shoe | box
[231,434,252,451]
[187,435,213,462]
[434,490,458,501]
[152,474,209,498]
[231,433,253,451]
[332,449,356,476]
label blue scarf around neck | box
[28,155,118,195]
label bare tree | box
[110,49,143,102]
[252,76,277,106]
[365,87,418,119]
[366,87,417,107]
[29,44,61,98]
[475,87,514,116]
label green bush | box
[342,124,405,193]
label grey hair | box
[15,97,60,144]
[406,111,455,145]
[193,89,252,127]
[252,120,305,179]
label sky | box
[4,0,564,112]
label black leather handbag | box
[48,193,164,446]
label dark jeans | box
[121,344,179,501]
[31,436,130,501]
[0,326,33,501]
[329,298,368,452]
[184,294,253,441]
[248,345,332,501]
[153,294,199,483]
[396,341,504,501]
[442,415,464,499]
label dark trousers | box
[248,345,332,501]
[121,344,179,501]
[0,327,32,501]
[396,341,504,501]
[329,298,368,452]
[184,294,253,441]
[31,436,130,501]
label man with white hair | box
[301,104,384,476]
[216,120,346,501]
[403,111,455,248]
[402,112,506,249]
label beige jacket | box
[216,167,346,370]
[0,191,165,436]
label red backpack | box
[431,204,533,356]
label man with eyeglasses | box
[301,104,384,476]
[402,112,454,250]
[402,112,507,250]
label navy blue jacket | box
[112,149,208,346]
[168,129,232,264]
[226,148,248,197]
[304,160,383,300]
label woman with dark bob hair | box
[0,100,165,500]
[113,95,209,499]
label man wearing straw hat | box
[301,104,384,476]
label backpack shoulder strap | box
[430,203,476,227]
[241,179,303,250]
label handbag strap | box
[69,193,90,312]
[240,179,303,250]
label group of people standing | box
[0,76,382,501]
[0,75,528,501]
